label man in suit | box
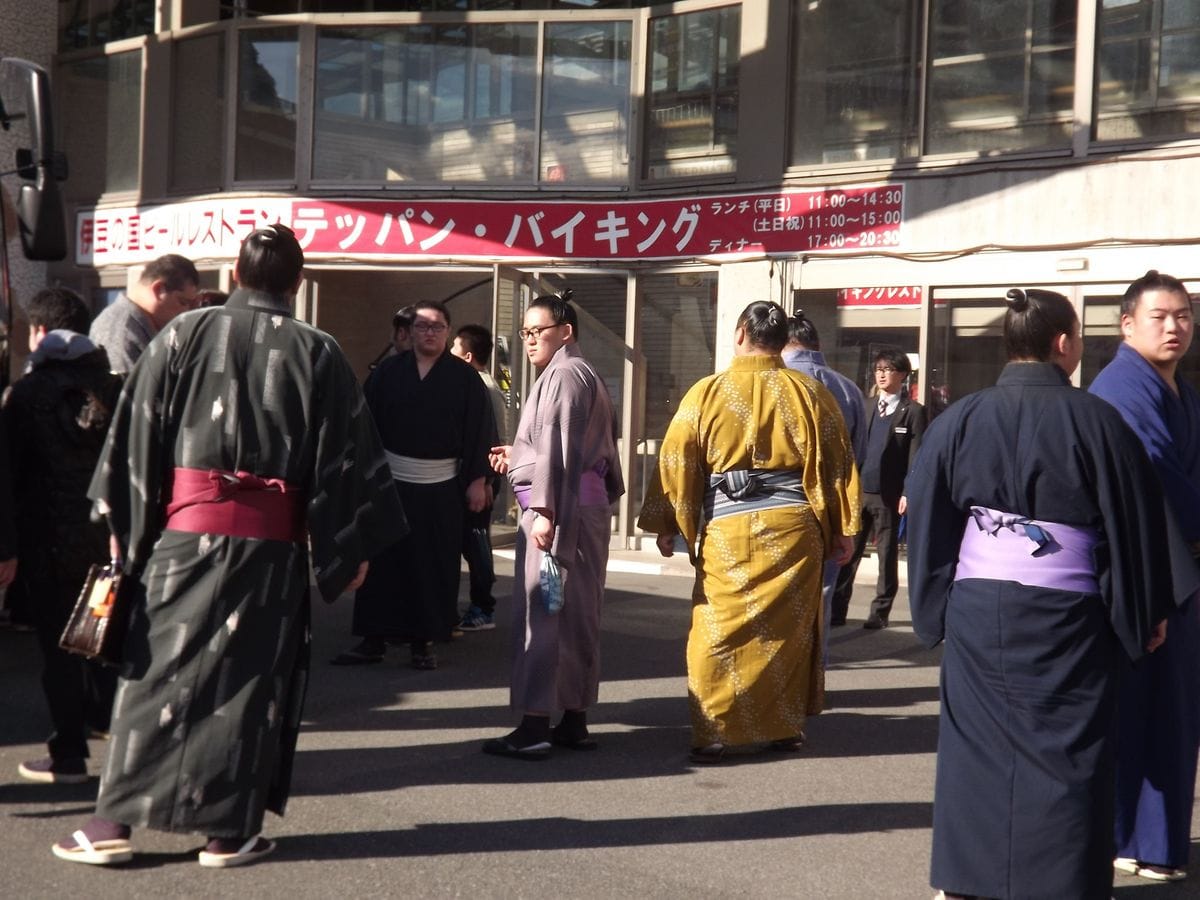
[832,347,925,630]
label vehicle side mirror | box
[1,58,68,261]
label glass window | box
[1096,0,1200,141]
[927,0,1075,153]
[644,7,739,181]
[541,21,632,184]
[793,289,921,408]
[170,34,226,193]
[633,271,717,523]
[57,50,142,197]
[59,0,154,50]
[235,27,298,183]
[926,298,1008,417]
[313,24,537,183]
[789,0,922,165]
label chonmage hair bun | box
[559,288,574,305]
[1005,288,1029,312]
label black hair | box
[787,310,821,350]
[455,323,493,367]
[140,253,200,292]
[1120,270,1190,317]
[873,346,912,375]
[28,286,90,335]
[236,224,304,295]
[736,301,788,353]
[196,289,228,308]
[528,289,579,340]
[392,305,416,331]
[412,299,451,328]
[1003,288,1078,361]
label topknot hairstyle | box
[1003,287,1077,362]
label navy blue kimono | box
[1091,342,1200,871]
[906,362,1175,899]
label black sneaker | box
[18,757,88,784]
[862,615,888,630]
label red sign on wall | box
[76,185,905,266]
[837,286,923,308]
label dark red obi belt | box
[165,467,307,543]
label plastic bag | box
[540,552,564,614]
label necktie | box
[878,397,888,418]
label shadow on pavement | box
[272,800,935,861]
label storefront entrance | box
[304,262,718,547]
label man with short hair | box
[6,287,121,785]
[51,224,405,868]
[337,301,495,669]
[88,253,200,374]
[782,312,865,652]
[451,324,506,631]
[832,347,924,630]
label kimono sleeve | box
[87,340,171,573]
[459,365,497,485]
[1091,416,1184,661]
[308,342,408,603]
[903,412,968,648]
[636,378,709,560]
[803,379,861,544]
[0,408,16,561]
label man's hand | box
[109,533,122,565]
[531,512,555,551]
[0,557,16,588]
[345,560,370,594]
[466,477,488,513]
[489,445,512,475]
[829,534,855,567]
[897,495,908,516]
[1146,618,1168,653]
[655,533,676,558]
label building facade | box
[38,0,1200,544]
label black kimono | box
[90,288,406,838]
[352,349,494,643]
[905,362,1174,899]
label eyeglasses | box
[412,322,448,334]
[874,366,898,374]
[519,324,562,341]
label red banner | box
[76,185,905,266]
[837,286,923,308]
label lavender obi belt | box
[513,461,611,511]
[954,505,1100,595]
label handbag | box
[59,561,132,667]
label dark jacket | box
[865,396,926,509]
[2,342,121,619]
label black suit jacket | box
[865,397,926,509]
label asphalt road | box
[0,552,1195,899]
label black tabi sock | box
[508,714,551,748]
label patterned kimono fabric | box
[639,355,859,746]
[89,289,405,838]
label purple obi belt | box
[954,506,1100,595]
[513,463,610,512]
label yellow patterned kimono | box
[638,354,860,746]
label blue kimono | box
[1090,342,1200,871]
[907,362,1175,899]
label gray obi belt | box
[954,505,1100,594]
[703,469,808,523]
